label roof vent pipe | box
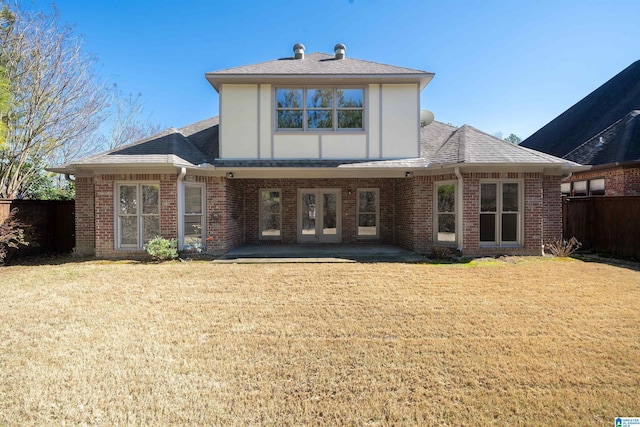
[334,43,346,59]
[293,43,305,59]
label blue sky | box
[27,0,640,139]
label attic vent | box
[334,43,346,59]
[293,43,305,59]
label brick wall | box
[76,170,562,258]
[394,178,414,250]
[92,173,178,258]
[74,177,95,255]
[460,172,547,257]
[543,175,562,243]
[240,178,396,245]
[461,173,480,253]
[567,166,640,196]
[623,167,640,196]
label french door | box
[298,189,341,243]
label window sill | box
[478,243,522,248]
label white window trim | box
[479,180,523,247]
[179,182,206,251]
[114,181,160,250]
[273,86,366,133]
[356,188,380,239]
[433,181,457,246]
[259,188,282,240]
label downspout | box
[65,174,75,183]
[454,167,463,252]
[177,167,186,250]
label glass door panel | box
[322,193,337,236]
[298,189,340,243]
[300,192,317,240]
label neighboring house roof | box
[205,52,435,90]
[563,110,640,165]
[521,59,640,162]
[48,117,579,174]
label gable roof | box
[205,52,434,91]
[563,110,640,165]
[521,59,640,162]
[48,116,578,174]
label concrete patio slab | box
[213,244,426,263]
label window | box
[435,182,456,244]
[357,189,379,238]
[183,184,204,251]
[589,178,605,196]
[572,181,587,196]
[276,87,364,131]
[480,182,521,246]
[561,182,571,196]
[259,189,281,239]
[116,183,160,249]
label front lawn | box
[0,257,638,425]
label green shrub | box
[145,236,178,261]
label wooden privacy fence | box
[563,196,640,259]
[0,199,75,257]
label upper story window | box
[276,87,364,131]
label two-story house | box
[50,44,581,258]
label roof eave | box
[205,73,435,92]
[46,161,211,175]
[426,161,588,172]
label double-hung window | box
[116,183,160,249]
[435,182,456,244]
[357,189,379,238]
[276,87,364,131]
[259,189,282,239]
[183,183,204,251]
[480,182,521,246]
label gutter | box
[177,167,187,250]
[454,167,463,252]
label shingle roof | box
[429,125,580,166]
[205,52,435,91]
[207,52,431,76]
[521,59,640,162]
[50,116,576,173]
[563,110,640,164]
[67,127,208,167]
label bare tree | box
[0,2,108,198]
[103,84,163,150]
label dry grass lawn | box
[0,256,639,425]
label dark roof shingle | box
[521,59,640,163]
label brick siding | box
[74,177,95,255]
[241,178,396,245]
[75,171,563,258]
[566,166,640,196]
